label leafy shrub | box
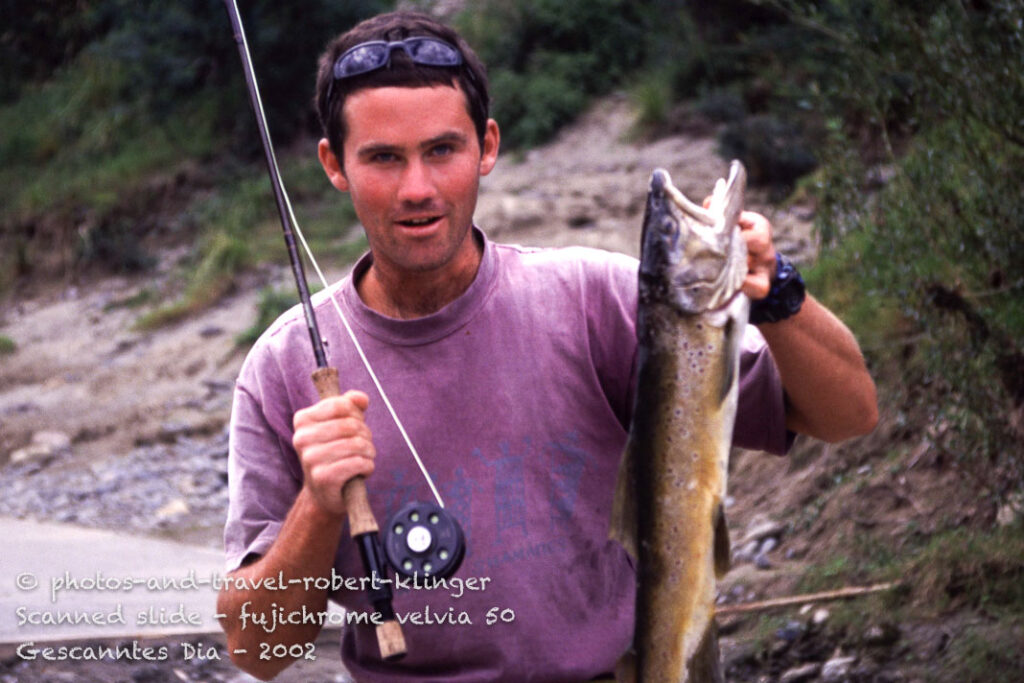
[457,0,649,148]
[792,0,1024,501]
[719,114,817,193]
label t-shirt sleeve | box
[582,250,640,430]
[734,325,792,455]
[223,345,304,573]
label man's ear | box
[478,119,500,177]
[318,138,349,192]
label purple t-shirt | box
[225,229,787,681]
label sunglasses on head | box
[334,36,462,78]
[326,36,465,105]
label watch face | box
[782,285,802,311]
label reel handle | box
[311,366,407,661]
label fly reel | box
[383,501,466,580]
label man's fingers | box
[742,271,772,301]
[738,211,773,256]
[293,416,373,454]
[291,388,377,514]
[305,455,375,515]
[300,432,377,466]
[294,391,369,428]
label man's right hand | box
[292,390,376,516]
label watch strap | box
[749,252,805,324]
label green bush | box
[457,0,649,148]
[0,0,381,293]
[793,0,1024,501]
[719,114,817,193]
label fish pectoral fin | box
[614,649,636,683]
[713,500,731,578]
[718,314,739,405]
[609,438,638,560]
[688,620,726,683]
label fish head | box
[640,162,748,314]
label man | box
[218,10,877,682]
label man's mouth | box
[396,216,443,229]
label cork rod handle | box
[311,367,379,535]
[310,366,406,660]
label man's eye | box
[371,152,399,163]
[429,144,454,157]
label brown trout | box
[611,162,749,682]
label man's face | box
[319,84,499,280]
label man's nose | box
[397,159,437,205]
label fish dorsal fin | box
[609,436,638,560]
[713,501,731,578]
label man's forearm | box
[759,294,879,442]
[218,488,346,680]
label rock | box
[227,673,264,683]
[996,491,1023,526]
[754,553,773,570]
[9,430,72,465]
[131,664,169,682]
[30,430,71,451]
[776,620,805,642]
[864,622,901,647]
[769,638,792,657]
[822,654,858,681]
[720,635,759,670]
[741,514,786,545]
[566,210,597,229]
[780,663,822,683]
[759,536,779,554]
[156,498,190,520]
[733,538,761,563]
[812,608,831,628]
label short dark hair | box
[314,11,490,165]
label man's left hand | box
[738,210,777,301]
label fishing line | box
[281,154,465,580]
[221,0,444,511]
[284,185,448,510]
[225,0,464,634]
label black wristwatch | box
[749,252,805,324]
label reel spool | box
[384,501,466,580]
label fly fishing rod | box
[222,0,405,661]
